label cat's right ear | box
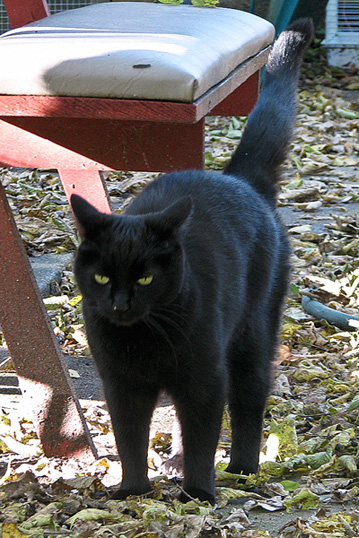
[71,194,107,239]
[146,196,193,239]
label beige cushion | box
[0,2,274,102]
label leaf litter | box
[2,37,359,537]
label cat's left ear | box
[146,196,192,237]
[71,194,109,239]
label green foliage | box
[284,487,320,511]
[157,0,184,4]
[158,0,219,5]
[191,0,219,6]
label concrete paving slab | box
[0,345,104,400]
[278,202,359,234]
[30,252,73,297]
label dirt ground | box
[2,343,359,536]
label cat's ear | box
[160,196,193,228]
[71,194,108,239]
[146,196,192,237]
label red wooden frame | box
[0,0,269,460]
[0,183,97,460]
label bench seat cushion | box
[0,2,274,102]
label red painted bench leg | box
[59,169,111,214]
[0,180,97,461]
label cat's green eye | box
[137,275,153,286]
[94,274,110,285]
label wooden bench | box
[0,0,274,459]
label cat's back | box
[124,169,273,233]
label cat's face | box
[72,195,191,327]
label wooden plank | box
[2,0,50,28]
[0,95,198,123]
[0,180,97,461]
[0,116,205,172]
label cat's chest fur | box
[83,294,195,386]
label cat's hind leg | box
[226,323,274,476]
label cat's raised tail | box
[224,18,314,204]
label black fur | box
[71,19,313,505]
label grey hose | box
[302,295,359,332]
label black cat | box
[71,19,313,505]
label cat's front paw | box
[178,488,215,506]
[111,486,153,500]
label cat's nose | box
[113,293,130,313]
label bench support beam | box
[0,181,97,461]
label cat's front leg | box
[226,328,273,476]
[102,380,159,499]
[173,376,226,505]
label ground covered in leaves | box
[2,37,359,537]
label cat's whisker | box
[154,305,188,327]
[155,305,191,334]
[156,304,189,323]
[145,316,179,369]
[141,318,162,369]
[151,310,192,352]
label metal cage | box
[323,0,359,68]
